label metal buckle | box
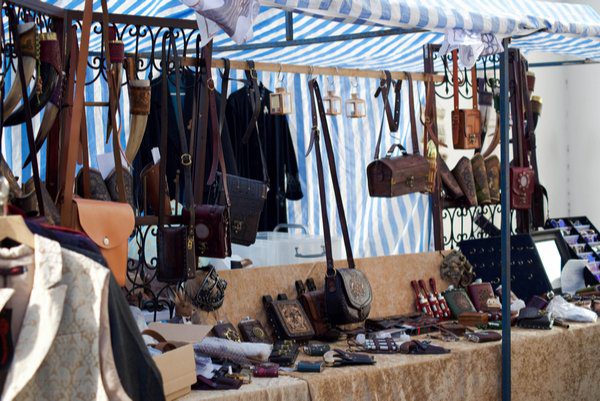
[207,77,215,91]
[181,153,192,166]
[249,68,258,79]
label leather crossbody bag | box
[451,50,482,150]
[308,79,372,325]
[295,278,340,341]
[156,32,196,283]
[59,1,134,286]
[209,60,268,246]
[509,50,535,210]
[367,73,430,197]
[185,40,231,259]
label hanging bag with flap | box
[451,50,482,150]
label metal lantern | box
[270,86,292,115]
[345,92,366,118]
[324,78,342,116]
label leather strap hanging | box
[307,79,354,273]
[374,70,402,132]
[451,50,481,149]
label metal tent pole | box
[499,38,512,401]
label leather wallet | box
[516,307,554,329]
[465,331,502,343]
[213,322,242,342]
[443,287,477,318]
[238,317,271,344]
[263,294,315,341]
[269,341,300,367]
[467,280,496,312]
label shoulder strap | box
[60,0,94,225]
[406,73,420,155]
[308,79,354,275]
[373,71,402,160]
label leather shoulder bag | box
[367,73,431,197]
[308,79,372,325]
[156,31,197,283]
[451,50,482,150]
[209,60,269,246]
[59,0,134,286]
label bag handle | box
[6,8,44,215]
[60,0,94,225]
[373,71,402,160]
[406,73,420,156]
[451,50,478,147]
[385,144,408,158]
[307,79,355,275]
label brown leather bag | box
[367,73,430,197]
[452,157,478,206]
[59,1,134,286]
[295,279,340,341]
[451,50,482,150]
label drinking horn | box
[3,22,37,119]
[125,79,151,162]
[5,32,61,126]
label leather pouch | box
[458,311,489,327]
[443,287,476,318]
[269,341,300,366]
[238,317,271,343]
[452,157,478,206]
[213,322,242,342]
[325,268,372,325]
[263,294,314,341]
[212,172,267,246]
[183,204,231,259]
[139,162,170,215]
[71,198,134,286]
[484,156,500,203]
[465,331,502,343]
[451,50,482,150]
[516,307,553,329]
[296,279,339,341]
[467,280,496,312]
[157,226,195,283]
[510,167,535,209]
[471,154,491,204]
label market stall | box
[1,0,600,401]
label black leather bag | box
[308,79,372,325]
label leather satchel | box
[263,294,315,341]
[308,79,372,325]
[184,204,231,258]
[210,62,268,246]
[451,50,482,150]
[295,278,340,341]
[452,156,478,206]
[510,167,535,209]
[58,3,134,286]
[367,73,430,197]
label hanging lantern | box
[270,87,292,115]
[324,77,342,116]
[345,93,366,118]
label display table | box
[184,322,600,401]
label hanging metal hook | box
[277,63,284,84]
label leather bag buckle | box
[181,153,192,166]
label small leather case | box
[296,361,323,373]
[303,343,330,357]
[467,280,496,312]
[452,157,478,206]
[527,295,549,310]
[442,287,477,318]
[516,307,554,329]
[485,156,500,204]
[465,331,502,343]
[510,167,535,210]
[212,321,242,342]
[269,341,300,367]
[296,279,339,341]
[263,294,315,341]
[238,317,271,344]
[458,311,489,327]
[437,321,468,337]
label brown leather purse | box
[59,2,134,286]
[295,278,340,341]
[452,156,478,206]
[308,79,372,325]
[451,50,482,150]
[367,73,430,197]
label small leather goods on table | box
[516,307,554,329]
[263,294,315,341]
[443,286,477,318]
[296,278,340,341]
[365,313,439,336]
[458,311,489,328]
[296,361,324,373]
[323,349,376,367]
[465,331,502,343]
[399,340,450,355]
[360,338,400,353]
[238,317,271,344]
[213,321,242,342]
[467,279,500,314]
[253,362,279,378]
[269,340,300,367]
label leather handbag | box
[438,155,464,199]
[156,32,196,283]
[189,40,231,259]
[451,50,482,150]
[308,79,372,325]
[59,2,134,286]
[452,156,478,206]
[484,156,500,203]
[210,61,268,246]
[263,294,315,341]
[471,153,491,204]
[238,317,271,343]
[510,167,535,210]
[139,162,170,215]
[367,73,430,197]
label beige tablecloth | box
[185,322,600,401]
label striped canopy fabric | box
[3,0,600,256]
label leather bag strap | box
[406,73,420,156]
[60,0,94,225]
[308,79,355,274]
[158,36,170,227]
[7,8,44,215]
[509,50,526,168]
[373,71,402,160]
